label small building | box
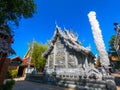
[43,26,95,75]
[8,48,34,77]
[8,56,26,77]
[9,56,23,71]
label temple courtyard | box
[12,80,120,90]
[12,74,120,90]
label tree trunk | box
[0,58,10,88]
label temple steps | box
[25,74,116,90]
[57,79,107,90]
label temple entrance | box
[17,66,24,77]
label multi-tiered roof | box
[43,26,94,58]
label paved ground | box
[13,80,72,90]
[13,80,120,90]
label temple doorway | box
[17,66,24,77]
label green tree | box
[108,35,117,56]
[108,35,120,69]
[0,0,36,29]
[30,41,47,72]
[0,0,36,55]
[0,1,36,87]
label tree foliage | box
[29,41,47,71]
[0,0,36,32]
[108,35,118,56]
[108,35,120,69]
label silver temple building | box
[43,26,103,79]
[42,26,116,90]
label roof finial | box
[86,44,91,51]
[55,21,62,32]
[63,25,67,30]
[55,21,59,28]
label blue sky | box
[11,0,120,58]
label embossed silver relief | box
[55,41,65,67]
[68,52,76,68]
[49,54,53,69]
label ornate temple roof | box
[43,26,95,58]
[10,56,23,66]
[22,48,33,66]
